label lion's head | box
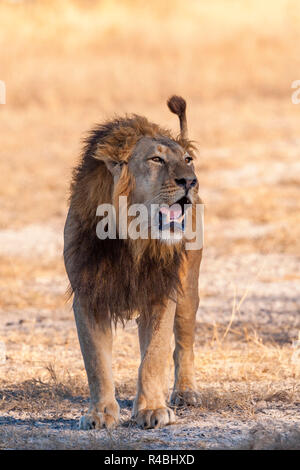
[71,96,199,247]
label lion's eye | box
[151,156,164,164]
[185,156,193,165]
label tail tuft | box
[167,95,186,116]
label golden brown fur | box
[65,114,197,323]
[63,97,202,429]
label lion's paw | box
[171,389,201,407]
[135,407,176,429]
[79,403,119,430]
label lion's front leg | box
[73,295,119,430]
[133,300,176,429]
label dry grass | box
[1,325,299,416]
[0,0,299,449]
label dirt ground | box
[0,0,300,450]
[0,225,299,450]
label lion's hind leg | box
[171,249,202,407]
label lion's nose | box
[175,177,197,191]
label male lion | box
[64,96,202,429]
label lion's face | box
[124,136,198,241]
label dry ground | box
[0,0,299,450]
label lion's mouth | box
[158,196,191,232]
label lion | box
[64,96,202,430]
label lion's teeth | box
[161,213,185,224]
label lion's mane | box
[65,115,196,323]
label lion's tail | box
[167,95,188,140]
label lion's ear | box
[104,159,126,177]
